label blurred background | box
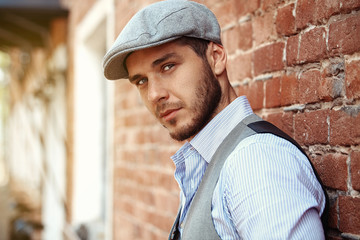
[0,0,115,239]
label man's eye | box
[163,64,174,71]
[137,78,147,86]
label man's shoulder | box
[220,132,309,180]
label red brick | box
[351,151,360,191]
[195,0,218,7]
[253,10,277,46]
[286,34,299,66]
[264,111,294,138]
[234,0,261,17]
[154,231,168,240]
[340,0,360,13]
[222,27,240,54]
[211,0,237,27]
[120,89,144,109]
[262,0,283,11]
[117,198,136,216]
[276,3,296,36]
[253,42,285,75]
[154,191,179,214]
[320,59,345,101]
[294,110,329,145]
[115,165,136,182]
[227,52,252,81]
[144,210,174,232]
[312,153,348,190]
[280,73,299,106]
[222,22,252,53]
[158,148,179,171]
[329,14,360,56]
[295,0,341,29]
[339,196,360,234]
[137,169,178,192]
[118,148,144,165]
[116,183,139,205]
[295,0,317,29]
[138,188,156,206]
[345,59,360,100]
[140,228,159,240]
[140,147,176,172]
[316,0,342,20]
[113,215,137,240]
[298,69,322,104]
[149,125,175,145]
[115,81,135,100]
[298,27,327,63]
[160,172,179,192]
[236,83,249,98]
[246,80,264,110]
[265,76,281,108]
[318,75,342,102]
[141,109,158,126]
[114,129,126,145]
[330,107,360,146]
[237,21,253,51]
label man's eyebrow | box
[129,74,142,83]
[151,52,180,68]
[128,52,181,82]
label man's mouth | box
[159,108,181,122]
[156,102,184,121]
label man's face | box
[125,41,221,141]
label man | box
[103,0,327,239]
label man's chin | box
[169,132,189,142]
[168,125,200,142]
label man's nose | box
[147,77,169,103]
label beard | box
[167,60,222,141]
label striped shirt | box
[171,96,326,239]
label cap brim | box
[103,36,181,80]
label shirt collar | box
[189,96,253,163]
[171,96,253,165]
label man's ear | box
[207,42,227,76]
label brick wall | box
[111,0,360,239]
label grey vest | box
[168,114,328,240]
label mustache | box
[155,102,185,118]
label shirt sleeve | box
[220,133,326,239]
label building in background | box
[0,0,114,239]
[0,1,70,239]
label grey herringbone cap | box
[102,0,221,80]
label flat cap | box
[103,0,221,80]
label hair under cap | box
[102,0,221,80]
